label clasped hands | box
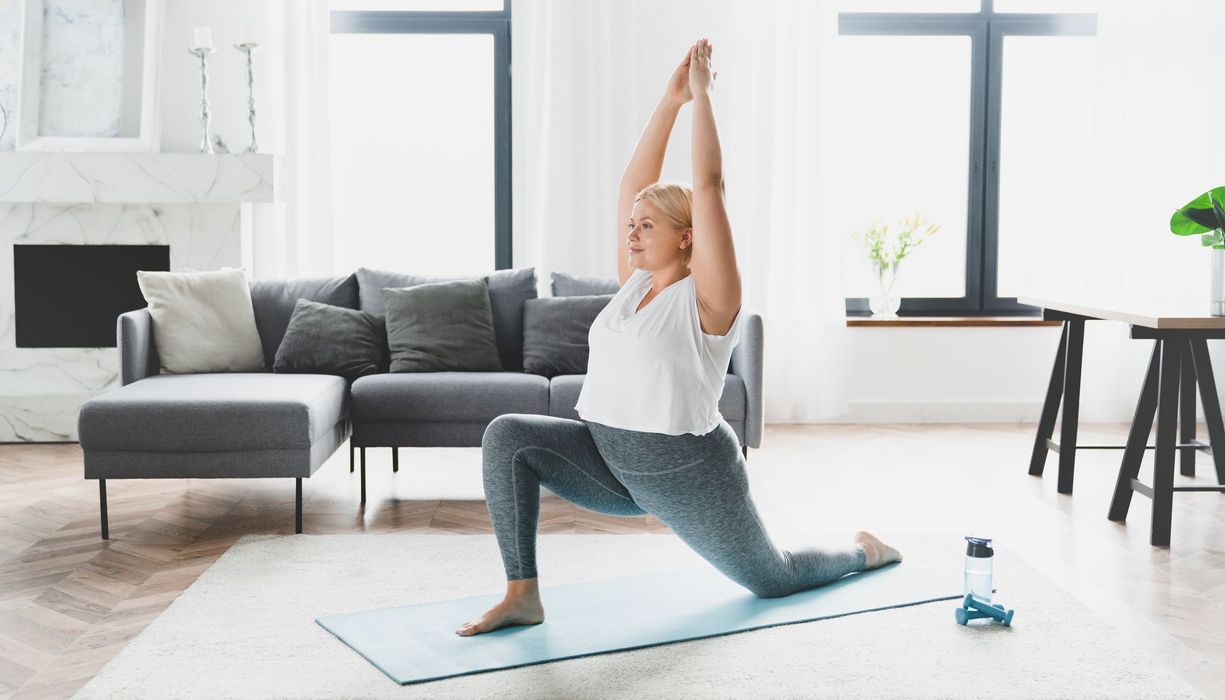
[665,37,718,107]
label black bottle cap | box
[965,536,993,558]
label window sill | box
[846,316,1061,328]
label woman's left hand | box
[688,38,718,96]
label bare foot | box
[456,580,545,636]
[854,531,902,570]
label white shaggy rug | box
[72,533,1205,699]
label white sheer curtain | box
[1085,0,1225,298]
[265,0,335,279]
[513,0,850,422]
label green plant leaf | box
[1210,191,1225,230]
[1172,186,1225,234]
[1173,207,1219,233]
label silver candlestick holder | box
[235,42,260,153]
[189,47,216,154]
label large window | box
[839,0,1096,315]
[329,1,511,275]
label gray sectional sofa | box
[77,267,764,539]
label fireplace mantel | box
[0,152,278,204]
[1,152,280,441]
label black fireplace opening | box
[14,244,170,348]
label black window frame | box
[330,1,513,270]
[839,0,1095,316]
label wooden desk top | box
[1018,294,1225,330]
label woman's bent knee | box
[483,414,527,449]
[746,579,791,599]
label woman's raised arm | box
[616,47,694,285]
[688,38,741,335]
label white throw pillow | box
[137,268,267,374]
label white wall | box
[843,323,1225,424]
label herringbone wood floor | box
[2,423,1225,699]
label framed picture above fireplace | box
[16,0,163,152]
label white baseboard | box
[823,400,1051,424]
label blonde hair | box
[635,182,694,261]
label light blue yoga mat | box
[317,562,960,685]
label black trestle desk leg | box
[1190,338,1225,486]
[1057,319,1085,494]
[1030,322,1068,477]
[1151,338,1182,547]
[1109,341,1160,522]
[1180,342,1197,477]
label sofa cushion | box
[78,374,348,452]
[137,268,266,373]
[273,299,388,381]
[548,373,747,421]
[551,271,620,297]
[350,372,549,423]
[356,267,536,372]
[522,295,613,377]
[383,280,503,372]
[250,274,359,369]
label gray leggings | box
[481,413,867,598]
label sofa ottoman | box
[79,274,362,539]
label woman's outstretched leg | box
[588,420,901,599]
[458,414,646,636]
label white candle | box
[238,22,258,47]
[191,26,213,51]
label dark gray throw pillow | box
[250,274,360,370]
[551,271,620,297]
[356,266,536,372]
[522,295,614,377]
[273,299,388,381]
[383,279,503,372]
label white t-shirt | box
[575,267,743,436]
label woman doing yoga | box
[457,38,902,637]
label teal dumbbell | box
[954,593,1014,626]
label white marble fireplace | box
[0,152,277,441]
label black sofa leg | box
[99,479,109,540]
[392,447,399,473]
[295,478,303,534]
[742,445,748,462]
[360,447,366,503]
[349,441,354,473]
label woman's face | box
[627,199,691,271]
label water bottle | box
[963,536,993,603]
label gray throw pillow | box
[551,271,620,297]
[356,267,536,372]
[250,275,359,370]
[522,295,614,377]
[273,299,387,381]
[383,279,503,373]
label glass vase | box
[1213,247,1225,316]
[868,265,900,319]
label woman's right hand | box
[663,43,696,106]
